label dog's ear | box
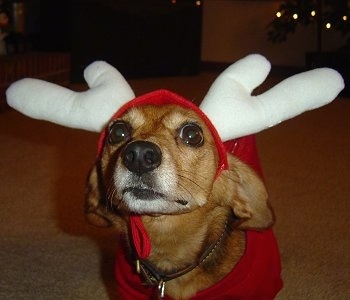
[84,162,122,228]
[213,155,274,230]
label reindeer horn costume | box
[7,54,344,299]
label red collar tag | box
[130,215,152,259]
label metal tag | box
[158,280,166,299]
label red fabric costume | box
[114,229,282,300]
[98,90,283,299]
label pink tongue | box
[130,215,152,259]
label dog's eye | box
[108,121,132,144]
[179,123,204,147]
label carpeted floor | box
[0,72,349,299]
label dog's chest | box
[115,229,282,299]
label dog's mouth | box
[120,187,190,214]
[123,187,164,200]
[122,187,188,205]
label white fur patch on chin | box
[122,193,189,214]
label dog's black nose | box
[122,141,162,175]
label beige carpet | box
[0,73,349,299]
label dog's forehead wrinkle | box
[127,105,202,129]
[163,110,194,129]
[124,107,145,128]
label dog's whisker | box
[179,169,211,181]
[177,172,207,193]
[176,177,204,203]
[106,178,119,209]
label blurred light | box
[196,0,201,6]
[311,10,316,17]
[326,22,331,29]
[171,0,176,4]
[343,15,348,21]
[276,11,282,18]
[293,13,298,20]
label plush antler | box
[6,54,344,140]
[6,61,135,132]
[200,54,344,141]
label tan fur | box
[85,104,274,299]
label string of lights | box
[267,0,350,45]
[275,6,348,30]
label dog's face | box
[96,104,219,216]
[86,103,274,230]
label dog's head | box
[85,91,274,230]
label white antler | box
[7,54,344,140]
[6,61,135,132]
[200,54,344,141]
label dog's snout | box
[122,141,162,175]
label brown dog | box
[6,55,342,300]
[85,95,282,299]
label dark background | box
[16,0,203,82]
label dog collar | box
[133,221,229,298]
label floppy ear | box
[213,155,274,230]
[84,162,124,229]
